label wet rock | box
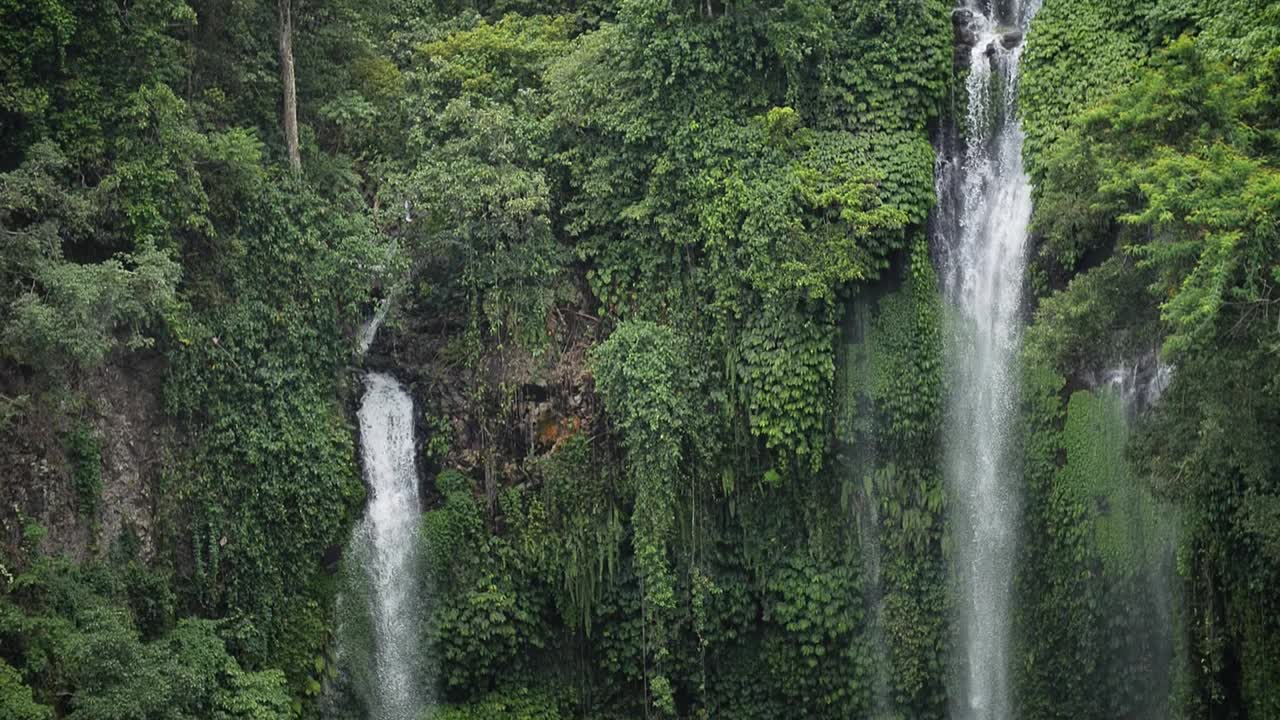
[953,8,980,49]
[1000,31,1023,50]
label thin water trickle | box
[358,297,392,356]
[938,1,1039,718]
[1095,355,1182,718]
[857,489,894,720]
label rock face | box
[954,9,1024,63]
[954,8,980,54]
[85,353,170,559]
[0,352,171,562]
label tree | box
[0,660,49,720]
[278,0,301,173]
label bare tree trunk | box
[278,0,301,173]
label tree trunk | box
[278,0,301,173]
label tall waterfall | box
[936,1,1040,718]
[338,372,429,719]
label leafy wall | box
[1,0,1277,718]
[1018,0,1280,717]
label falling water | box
[856,481,894,720]
[1097,351,1173,418]
[339,372,428,719]
[358,297,392,356]
[1097,354,1182,718]
[937,1,1040,718]
[837,305,895,719]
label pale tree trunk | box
[278,0,301,173]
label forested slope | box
[0,1,1276,719]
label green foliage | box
[0,140,181,372]
[424,470,487,591]
[689,120,932,301]
[1146,0,1280,65]
[1061,390,1161,573]
[529,435,624,634]
[435,685,567,720]
[0,0,192,167]
[760,552,864,711]
[833,240,948,717]
[1012,362,1107,719]
[30,0,1275,718]
[1012,363,1185,720]
[414,15,572,103]
[58,612,290,720]
[65,422,102,520]
[1024,256,1160,377]
[0,554,289,720]
[736,299,834,475]
[1029,32,1280,352]
[591,320,694,716]
[383,13,574,353]
[422,471,551,695]
[0,0,74,125]
[814,0,953,133]
[0,658,49,720]
[164,175,379,689]
[866,246,947,717]
[590,319,695,474]
[1019,8,1280,713]
[1021,0,1153,187]
[543,3,945,487]
[594,0,950,135]
[866,241,944,460]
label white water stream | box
[344,371,428,719]
[938,1,1040,718]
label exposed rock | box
[378,287,607,506]
[0,351,171,563]
[953,8,980,51]
[86,353,170,560]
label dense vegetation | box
[1017,1,1280,718]
[0,0,1276,719]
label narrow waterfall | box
[1096,356,1182,718]
[856,489,894,720]
[837,303,895,719]
[1098,352,1173,418]
[338,372,429,719]
[936,1,1040,718]
[358,297,392,356]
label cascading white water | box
[1099,352,1173,418]
[345,372,428,719]
[938,2,1040,718]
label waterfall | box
[336,372,430,719]
[1096,356,1182,718]
[837,304,896,719]
[936,1,1040,718]
[1097,351,1173,419]
[856,484,894,720]
[358,297,392,356]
